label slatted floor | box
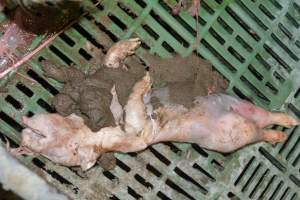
[0,0,299,199]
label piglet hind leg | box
[231,100,299,128]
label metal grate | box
[0,0,299,199]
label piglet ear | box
[22,116,29,125]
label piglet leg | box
[110,85,124,125]
[231,101,299,128]
[124,72,151,135]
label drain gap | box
[146,163,162,177]
[234,0,268,31]
[249,169,269,198]
[157,191,171,200]
[258,4,275,20]
[217,17,233,34]
[287,103,300,118]
[149,146,171,166]
[0,111,23,132]
[240,76,270,104]
[174,167,208,194]
[5,95,23,110]
[289,175,300,187]
[201,39,237,73]
[116,159,131,172]
[143,24,159,40]
[163,142,181,154]
[134,0,147,8]
[37,99,56,113]
[265,82,278,94]
[127,186,142,199]
[263,44,292,73]
[32,158,75,186]
[117,2,138,19]
[286,136,300,161]
[149,10,190,48]
[209,28,225,45]
[108,14,127,30]
[269,181,284,199]
[93,20,119,42]
[232,87,252,102]
[191,144,208,157]
[27,69,59,95]
[134,174,153,189]
[256,54,271,70]
[78,48,93,61]
[59,32,75,47]
[278,23,293,40]
[16,82,34,97]
[225,6,261,41]
[248,65,263,81]
[72,23,105,50]
[103,170,116,181]
[285,13,299,29]
[234,156,255,185]
[241,163,262,192]
[0,132,18,148]
[236,35,253,52]
[227,192,240,200]
[162,41,175,53]
[279,187,290,200]
[211,159,224,171]
[165,179,196,200]
[193,163,216,181]
[259,147,286,172]
[279,127,297,154]
[49,45,74,66]
[270,33,299,61]
[228,46,245,63]
[258,175,276,199]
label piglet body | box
[151,94,295,152]
[13,74,298,170]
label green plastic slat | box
[0,0,299,199]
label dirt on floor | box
[41,52,228,170]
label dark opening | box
[79,48,93,61]
[157,191,172,200]
[5,95,23,110]
[134,174,153,189]
[174,167,208,194]
[259,147,286,172]
[234,156,255,185]
[150,10,190,48]
[127,186,142,199]
[146,164,162,177]
[116,159,131,172]
[149,146,171,166]
[108,14,127,30]
[49,45,74,66]
[0,111,23,132]
[192,163,216,181]
[27,70,59,95]
[59,32,75,47]
[165,179,196,200]
[16,83,34,97]
[37,99,56,113]
[72,23,105,50]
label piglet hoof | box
[263,130,287,145]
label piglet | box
[10,74,298,170]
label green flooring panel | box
[0,0,299,199]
